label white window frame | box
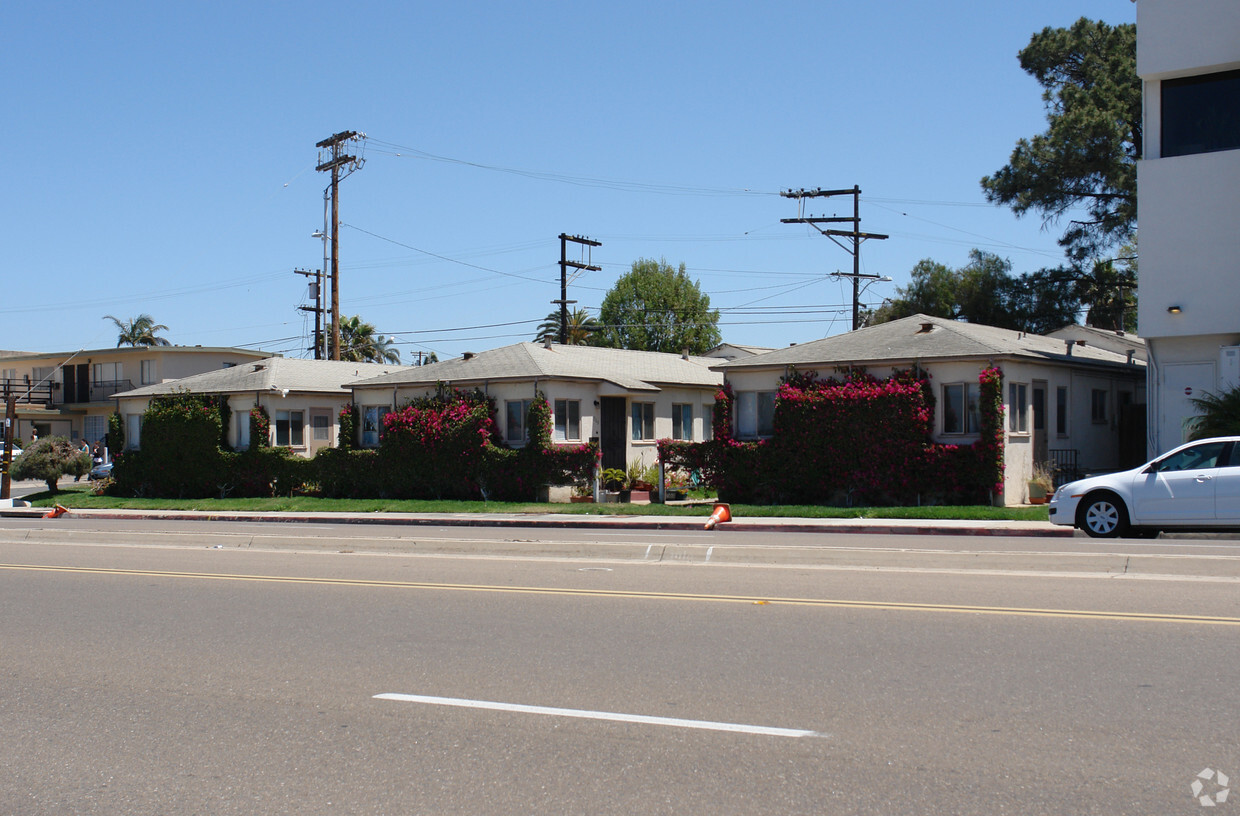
[671,403,693,440]
[140,359,156,385]
[1008,383,1029,434]
[736,391,776,439]
[275,410,305,448]
[553,399,580,441]
[942,383,980,435]
[362,406,388,447]
[235,411,251,449]
[631,402,655,441]
[125,413,142,450]
[506,400,532,444]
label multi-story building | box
[1137,0,1240,453]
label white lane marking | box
[373,693,822,739]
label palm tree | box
[336,315,401,364]
[104,314,171,347]
[1188,386,1240,439]
[534,308,599,345]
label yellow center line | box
[3,562,1238,626]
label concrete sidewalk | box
[0,503,1073,538]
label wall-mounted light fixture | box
[1167,305,1183,314]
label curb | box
[1,507,1074,538]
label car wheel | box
[1076,492,1130,538]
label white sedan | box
[1049,436,1240,537]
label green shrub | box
[10,436,91,493]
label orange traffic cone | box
[42,504,69,519]
[703,502,731,530]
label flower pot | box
[570,495,594,503]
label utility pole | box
[781,186,889,330]
[555,234,601,344]
[315,131,365,360]
[1,396,14,500]
[294,268,324,359]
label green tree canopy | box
[981,18,1139,264]
[593,259,721,354]
[534,308,600,345]
[867,250,1083,335]
[10,436,91,493]
[104,314,171,347]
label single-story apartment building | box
[349,341,724,473]
[113,357,409,456]
[712,314,1147,505]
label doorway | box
[599,397,627,473]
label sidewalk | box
[0,503,1073,538]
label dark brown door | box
[599,397,627,472]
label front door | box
[599,397,627,473]
[1032,382,1048,465]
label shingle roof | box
[115,357,411,398]
[714,314,1144,371]
[352,343,724,392]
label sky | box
[3,1,1137,363]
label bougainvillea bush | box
[660,367,1003,506]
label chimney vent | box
[462,352,475,361]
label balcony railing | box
[0,378,55,406]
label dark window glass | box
[1162,69,1240,158]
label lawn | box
[21,484,1051,522]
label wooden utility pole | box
[781,186,889,330]
[315,131,364,360]
[2,396,15,500]
[294,268,324,359]
[555,234,601,344]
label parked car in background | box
[1049,436,1240,537]
[89,461,113,480]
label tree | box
[10,436,91,493]
[104,314,171,347]
[329,316,401,364]
[1188,386,1240,440]
[534,308,600,345]
[866,250,1082,333]
[981,18,1139,264]
[593,259,721,354]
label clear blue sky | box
[3,1,1136,362]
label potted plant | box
[601,468,627,502]
[570,481,594,503]
[1027,462,1054,504]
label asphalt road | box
[1,522,1238,815]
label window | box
[1091,389,1108,424]
[942,383,980,434]
[311,412,331,442]
[672,403,693,440]
[84,415,107,446]
[1008,383,1028,434]
[362,406,388,447]
[1056,387,1069,436]
[506,400,531,444]
[1151,441,1228,473]
[553,399,580,441]
[93,362,122,385]
[140,359,155,385]
[275,410,304,447]
[1161,69,1240,158]
[736,391,776,439]
[235,411,251,449]
[631,402,655,441]
[125,414,141,450]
